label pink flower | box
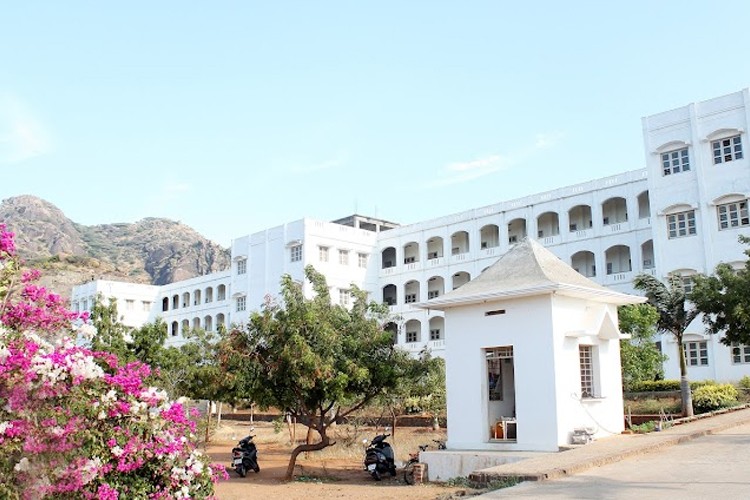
[97,483,119,500]
[0,223,15,256]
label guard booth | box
[418,238,644,452]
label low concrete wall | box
[421,450,541,481]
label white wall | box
[70,280,160,328]
[444,294,626,452]
[445,295,560,452]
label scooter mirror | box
[362,439,368,444]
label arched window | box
[602,197,628,225]
[536,212,560,238]
[403,242,420,264]
[452,271,471,290]
[427,276,445,300]
[637,191,651,219]
[508,218,526,244]
[429,316,445,342]
[426,237,444,260]
[605,245,632,275]
[480,224,500,249]
[571,251,596,277]
[382,284,397,306]
[404,280,420,304]
[404,319,421,343]
[451,231,470,255]
[641,240,654,269]
[381,247,396,269]
[568,205,592,232]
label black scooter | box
[231,433,260,477]
[363,432,396,481]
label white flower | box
[130,401,148,415]
[14,457,30,472]
[101,389,118,403]
[141,386,168,403]
[111,446,124,458]
[80,457,102,485]
[66,351,105,380]
[0,421,9,435]
[190,461,204,474]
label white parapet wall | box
[420,450,544,482]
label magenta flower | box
[0,229,223,499]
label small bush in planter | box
[738,376,750,389]
[629,421,657,433]
[692,384,739,413]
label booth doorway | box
[486,346,516,441]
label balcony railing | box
[429,339,446,350]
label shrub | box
[628,379,719,393]
[692,384,739,413]
[691,379,716,389]
[738,376,750,389]
[628,380,680,392]
[0,224,227,498]
[629,421,657,433]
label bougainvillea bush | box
[0,224,226,499]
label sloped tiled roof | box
[419,238,644,309]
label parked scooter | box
[363,431,396,481]
[231,431,260,477]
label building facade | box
[71,89,750,382]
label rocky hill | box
[0,195,231,298]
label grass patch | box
[441,475,519,492]
[294,475,341,483]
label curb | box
[468,405,750,484]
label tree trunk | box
[676,337,694,417]
[204,400,212,446]
[284,430,333,480]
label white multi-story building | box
[71,89,750,382]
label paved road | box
[481,422,750,499]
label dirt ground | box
[206,419,472,500]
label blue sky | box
[2,1,750,247]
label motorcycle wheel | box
[371,470,381,481]
[236,465,247,478]
[253,462,260,473]
[403,462,416,485]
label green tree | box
[618,303,666,391]
[377,350,446,433]
[89,296,132,358]
[691,235,750,345]
[633,273,699,416]
[221,265,411,480]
